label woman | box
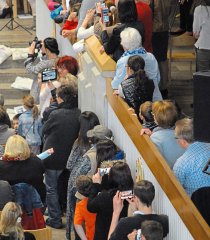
[118,55,154,115]
[56,55,79,78]
[111,27,161,102]
[87,162,134,240]
[95,139,125,190]
[193,0,210,71]
[39,72,77,117]
[101,0,145,61]
[0,202,35,240]
[66,111,100,240]
[18,95,42,155]
[25,37,59,103]
[143,100,185,168]
[0,135,46,203]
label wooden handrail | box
[85,36,116,72]
[106,78,210,240]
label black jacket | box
[101,21,145,62]
[121,75,154,114]
[87,183,129,240]
[43,102,80,170]
[0,156,45,203]
[110,213,169,240]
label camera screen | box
[99,167,111,176]
[42,69,57,82]
[121,190,133,199]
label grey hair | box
[120,27,142,51]
[175,118,194,143]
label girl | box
[0,202,35,240]
[18,95,42,155]
[118,55,154,115]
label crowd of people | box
[0,0,210,239]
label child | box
[12,114,21,134]
[18,95,42,155]
[0,202,35,240]
[74,175,96,240]
[139,101,157,131]
[62,3,81,40]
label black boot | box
[0,7,12,19]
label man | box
[173,118,210,196]
[24,37,59,103]
[127,220,163,240]
[108,180,169,240]
[43,84,80,228]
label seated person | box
[74,175,96,240]
[141,100,185,168]
[116,55,154,115]
[111,27,162,101]
[0,202,35,240]
[127,220,163,240]
[108,180,169,240]
[0,181,14,211]
[139,101,157,131]
[173,118,210,196]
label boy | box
[74,175,96,240]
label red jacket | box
[136,1,153,53]
[62,20,78,31]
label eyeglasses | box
[203,159,210,175]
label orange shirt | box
[74,198,96,240]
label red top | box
[62,20,78,31]
[136,1,153,53]
[74,198,96,240]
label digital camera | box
[29,36,42,52]
[42,69,57,82]
[120,190,133,199]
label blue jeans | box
[45,169,62,225]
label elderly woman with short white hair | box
[111,27,162,101]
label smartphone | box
[99,167,111,176]
[121,190,134,199]
[102,7,109,23]
[42,69,57,82]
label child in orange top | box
[74,175,96,240]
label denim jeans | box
[45,169,62,225]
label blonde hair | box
[139,101,153,122]
[22,95,39,119]
[59,73,77,85]
[0,202,24,240]
[152,100,177,128]
[4,135,30,160]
